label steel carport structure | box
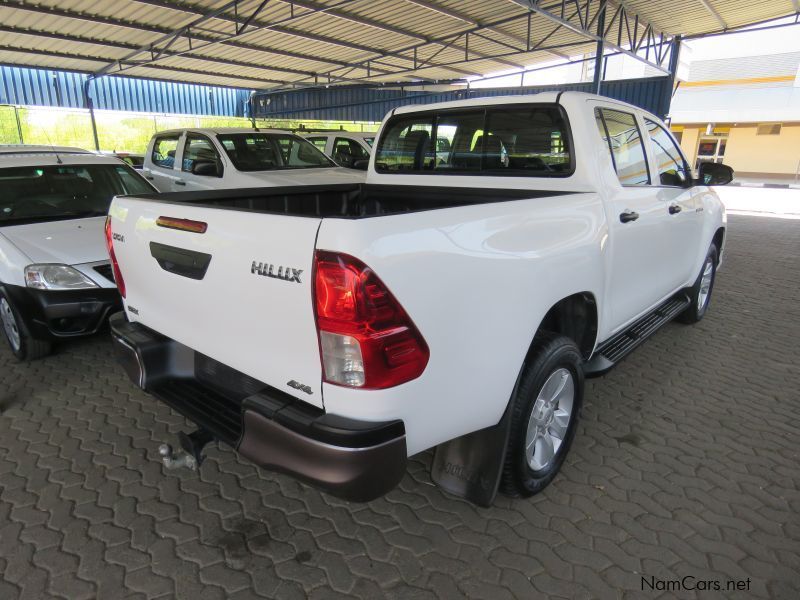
[0,0,796,90]
[0,0,797,146]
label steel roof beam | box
[100,0,397,80]
[129,0,479,77]
[0,24,343,80]
[278,0,528,69]
[282,2,606,89]
[0,0,378,74]
[403,0,570,59]
[696,0,728,30]
[510,0,672,74]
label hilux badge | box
[251,261,302,283]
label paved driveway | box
[1,214,798,599]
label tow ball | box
[158,429,214,472]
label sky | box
[464,16,800,89]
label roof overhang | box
[0,0,796,90]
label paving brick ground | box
[1,214,799,599]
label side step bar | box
[584,293,691,377]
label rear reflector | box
[104,216,126,298]
[156,216,208,234]
[314,251,429,390]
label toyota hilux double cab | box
[0,145,155,360]
[107,93,732,506]
[302,131,374,170]
[142,128,365,193]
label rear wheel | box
[0,292,51,361]
[501,333,584,497]
[679,243,718,324]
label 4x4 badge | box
[287,380,313,395]
[251,261,302,283]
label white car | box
[142,128,365,192]
[0,145,155,360]
[107,93,731,506]
[302,131,374,169]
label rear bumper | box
[109,312,407,502]
[3,284,121,339]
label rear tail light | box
[104,216,126,298]
[314,251,429,389]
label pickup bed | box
[107,92,730,506]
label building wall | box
[724,123,800,176]
[674,123,800,178]
[676,126,701,164]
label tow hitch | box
[158,429,214,472]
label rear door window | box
[307,137,328,152]
[375,105,572,176]
[332,137,370,168]
[151,135,180,169]
[595,108,650,185]
[182,134,222,175]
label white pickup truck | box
[141,128,364,193]
[107,92,731,506]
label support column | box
[593,0,607,95]
[83,77,101,151]
[663,35,683,118]
[13,105,23,144]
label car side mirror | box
[697,162,734,186]
[192,160,220,177]
[352,159,369,171]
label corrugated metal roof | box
[0,0,794,91]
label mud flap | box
[431,403,513,507]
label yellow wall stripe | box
[681,75,795,88]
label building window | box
[756,123,782,136]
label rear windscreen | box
[0,164,153,225]
[375,104,572,177]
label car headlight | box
[24,264,99,290]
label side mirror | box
[697,162,733,186]
[351,159,369,171]
[192,160,220,177]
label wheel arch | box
[712,226,725,263]
[532,292,598,361]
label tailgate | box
[109,198,324,407]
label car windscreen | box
[0,164,154,226]
[216,133,335,171]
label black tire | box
[678,243,718,324]
[0,290,52,361]
[500,332,584,498]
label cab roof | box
[0,144,93,155]
[154,127,295,136]
[391,91,647,114]
[0,145,127,168]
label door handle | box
[619,210,639,223]
[669,204,682,215]
[175,179,186,186]
[144,175,154,181]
